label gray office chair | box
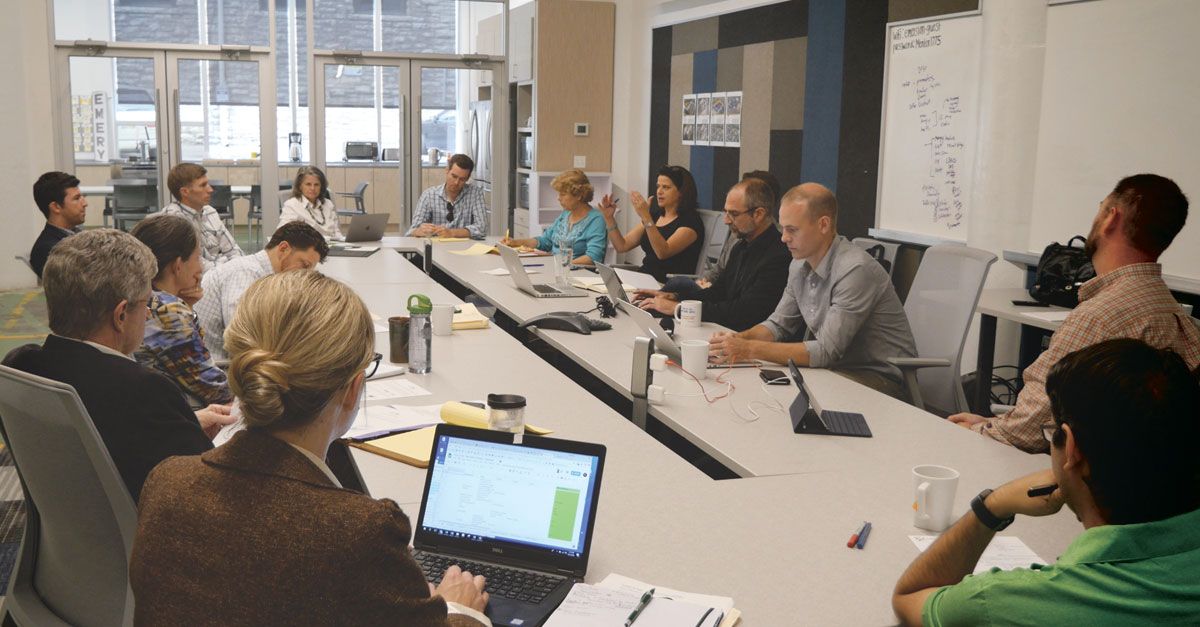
[209,183,234,228]
[889,244,997,416]
[0,366,137,627]
[112,182,158,232]
[336,182,369,217]
[693,209,724,275]
[852,237,900,277]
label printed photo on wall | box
[697,94,711,116]
[682,94,697,146]
[709,123,724,143]
[727,93,742,116]
[723,123,741,147]
[682,123,696,145]
[683,94,697,116]
[697,123,711,143]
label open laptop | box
[413,424,606,627]
[594,263,633,310]
[786,359,872,437]
[343,213,389,242]
[624,296,762,369]
[498,244,588,298]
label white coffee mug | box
[673,300,702,328]
[431,304,454,336]
[679,339,709,378]
[912,465,960,531]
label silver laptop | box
[625,300,763,369]
[414,424,607,627]
[594,262,633,311]
[343,213,389,242]
[498,244,588,298]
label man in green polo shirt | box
[892,338,1200,626]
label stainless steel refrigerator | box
[469,100,493,191]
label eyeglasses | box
[364,352,383,379]
[445,201,455,222]
[723,208,754,219]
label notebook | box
[413,424,607,627]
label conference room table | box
[321,244,1081,625]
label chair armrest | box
[334,191,357,197]
[887,357,952,370]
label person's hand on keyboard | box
[430,564,489,613]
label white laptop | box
[497,244,588,298]
[624,298,763,369]
[343,213,389,242]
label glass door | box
[54,43,278,236]
[312,53,507,234]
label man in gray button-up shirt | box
[709,183,916,398]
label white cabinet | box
[517,171,611,237]
[509,4,534,83]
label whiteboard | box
[1028,0,1200,282]
[875,13,982,242]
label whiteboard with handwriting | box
[875,13,982,242]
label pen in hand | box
[1027,483,1059,497]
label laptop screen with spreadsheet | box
[414,424,606,576]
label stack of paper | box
[448,243,549,257]
[432,236,469,242]
[451,303,490,330]
[351,427,438,467]
[365,378,432,402]
[545,573,739,627]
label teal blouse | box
[534,208,608,262]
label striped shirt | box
[194,250,274,360]
[406,183,489,239]
[973,263,1200,453]
[135,290,232,406]
[158,202,243,272]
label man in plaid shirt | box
[158,163,243,272]
[951,174,1200,453]
[406,154,489,239]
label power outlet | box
[573,155,586,168]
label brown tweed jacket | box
[130,429,483,626]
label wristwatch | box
[643,220,656,228]
[971,489,1014,531]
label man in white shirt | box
[194,221,329,360]
[158,163,243,271]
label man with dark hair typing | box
[893,338,1200,626]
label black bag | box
[1030,236,1096,308]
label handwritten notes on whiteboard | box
[877,15,982,241]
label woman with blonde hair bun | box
[130,270,490,626]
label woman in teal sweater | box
[502,169,608,264]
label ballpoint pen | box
[625,588,655,626]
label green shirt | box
[924,507,1200,626]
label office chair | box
[852,237,900,277]
[112,182,158,232]
[336,182,369,217]
[209,183,234,229]
[889,244,997,416]
[0,366,137,627]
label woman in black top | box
[599,165,705,281]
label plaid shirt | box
[159,202,243,272]
[135,290,232,406]
[194,250,273,360]
[406,183,488,239]
[974,263,1200,453]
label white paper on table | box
[910,535,1046,574]
[371,361,407,379]
[344,403,442,439]
[1023,310,1072,323]
[364,378,431,401]
[543,584,642,627]
[481,267,539,276]
[598,573,734,613]
[546,582,721,627]
[614,268,662,290]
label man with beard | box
[949,173,1200,453]
[633,177,791,331]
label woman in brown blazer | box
[130,270,490,626]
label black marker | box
[1027,483,1059,497]
[1012,300,1052,307]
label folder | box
[350,426,437,467]
[451,303,490,330]
[440,401,552,435]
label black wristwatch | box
[971,489,1015,531]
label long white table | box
[324,246,1082,625]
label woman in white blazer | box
[278,166,342,240]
